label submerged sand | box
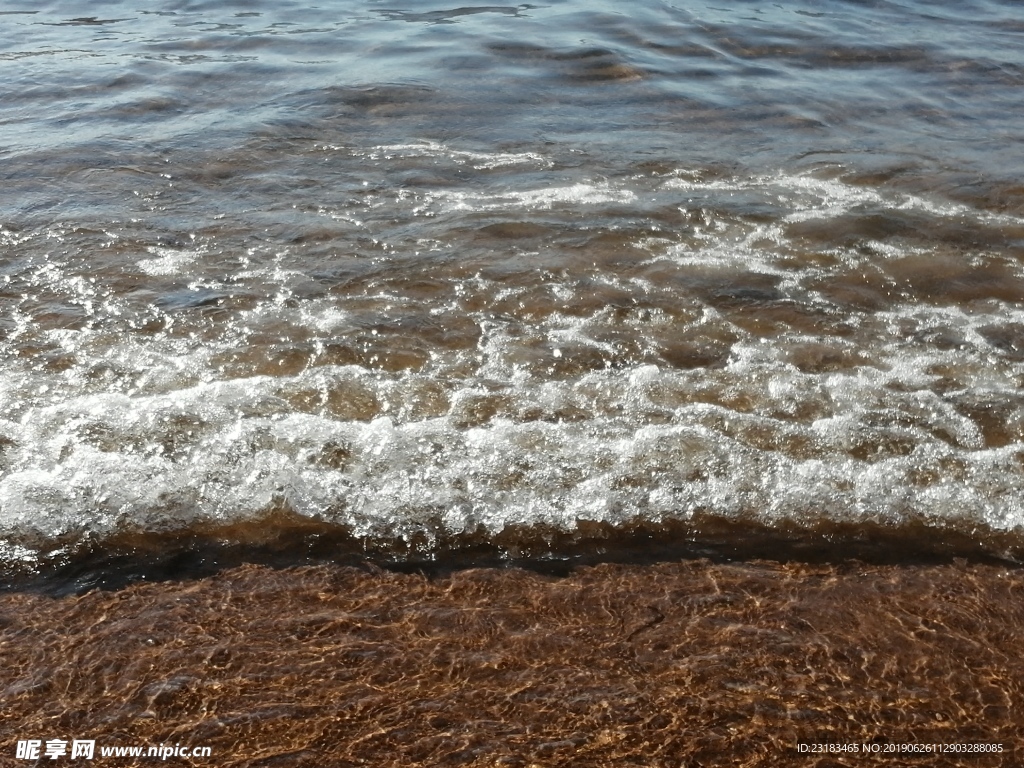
[2,559,1022,766]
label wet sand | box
[2,559,1022,766]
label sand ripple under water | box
[2,560,1022,766]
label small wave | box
[345,140,554,170]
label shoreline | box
[7,512,1024,596]
[2,559,1022,766]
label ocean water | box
[2,0,1023,582]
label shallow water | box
[2,0,1023,579]
[4,561,1023,764]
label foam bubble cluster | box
[1,145,1023,562]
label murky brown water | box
[2,1,1024,581]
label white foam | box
[341,140,553,170]
[1,327,1021,551]
[662,170,1024,226]
[3,168,1024,560]
[421,182,637,214]
[137,246,201,276]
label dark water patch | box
[153,288,230,312]
[885,255,1024,305]
[4,513,1024,596]
[949,392,1024,449]
[53,17,130,27]
[978,323,1024,361]
[378,6,534,24]
[100,96,188,120]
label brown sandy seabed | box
[1,559,1023,768]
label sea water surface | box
[2,0,1023,584]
